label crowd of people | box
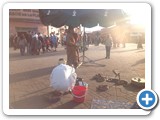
[10,31,60,56]
[9,26,83,69]
[10,26,144,69]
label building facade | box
[9,9,83,46]
[9,9,47,36]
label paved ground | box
[9,43,145,109]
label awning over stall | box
[39,9,128,28]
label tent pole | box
[79,26,94,65]
[82,27,85,62]
[81,26,93,64]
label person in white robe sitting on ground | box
[50,58,77,95]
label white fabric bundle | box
[50,64,77,92]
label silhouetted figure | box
[105,34,112,59]
[137,35,143,49]
[18,34,26,56]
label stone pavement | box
[9,43,145,109]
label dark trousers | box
[19,45,25,55]
[105,46,111,58]
[137,43,143,49]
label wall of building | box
[10,21,47,35]
[9,9,47,36]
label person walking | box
[18,34,26,56]
[13,34,19,50]
[38,33,45,53]
[44,35,51,52]
[31,32,37,55]
[105,34,112,59]
[50,32,58,51]
[25,31,32,54]
[137,34,143,49]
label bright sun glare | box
[85,8,147,32]
[124,8,147,27]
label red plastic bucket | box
[72,86,87,103]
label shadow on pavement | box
[112,49,138,53]
[132,58,145,67]
[55,100,81,109]
[10,50,66,61]
[92,58,106,62]
[123,83,144,92]
[81,58,106,67]
[10,93,60,109]
[21,87,51,97]
[82,64,106,67]
[135,49,145,53]
[9,66,54,83]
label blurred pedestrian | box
[18,34,26,56]
[62,32,67,48]
[38,33,45,53]
[25,31,32,54]
[44,35,51,52]
[137,35,143,49]
[50,32,58,51]
[31,32,36,55]
[105,34,112,59]
[13,33,19,50]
